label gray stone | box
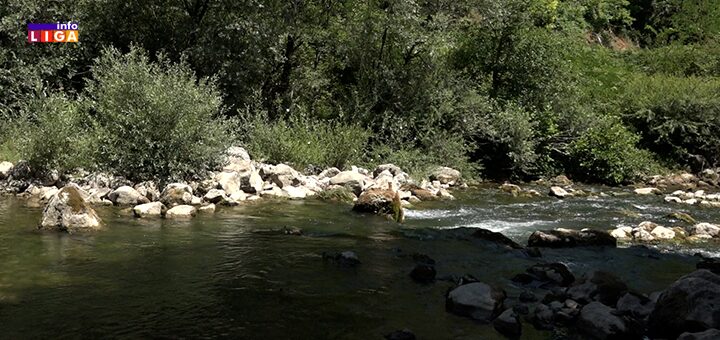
[445,282,506,322]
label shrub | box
[627,43,720,76]
[243,112,370,171]
[11,93,93,174]
[568,116,661,184]
[85,46,231,181]
[621,74,720,170]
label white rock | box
[204,189,227,204]
[688,223,720,238]
[684,198,698,205]
[549,186,570,198]
[215,171,241,196]
[191,196,203,205]
[0,161,13,179]
[638,221,660,232]
[133,202,165,217]
[108,186,149,205]
[40,186,102,232]
[611,227,633,239]
[664,196,682,203]
[198,204,216,213]
[165,205,196,218]
[634,187,660,195]
[650,226,676,239]
[283,186,307,199]
[632,228,655,242]
[329,171,370,195]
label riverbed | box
[0,184,717,338]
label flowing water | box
[0,184,718,339]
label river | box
[0,184,718,339]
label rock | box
[160,183,193,207]
[373,164,403,177]
[0,161,12,179]
[577,302,633,340]
[261,186,287,198]
[528,229,617,248]
[493,308,521,338]
[437,188,455,200]
[634,187,660,195]
[567,271,628,306]
[688,223,720,238]
[352,188,403,222]
[519,290,538,303]
[665,196,683,203]
[513,263,575,288]
[550,175,573,186]
[638,221,659,232]
[330,171,369,196]
[631,227,655,242]
[282,186,307,199]
[384,329,415,340]
[204,189,227,204]
[648,270,720,339]
[472,228,523,249]
[445,282,506,322]
[132,202,165,217]
[531,304,555,330]
[406,186,437,201]
[430,166,461,185]
[39,185,102,232]
[224,146,250,163]
[549,186,570,198]
[410,264,436,283]
[108,186,149,206]
[611,227,633,239]
[165,205,197,218]
[240,169,264,194]
[679,329,720,340]
[318,167,341,179]
[617,292,654,319]
[651,226,676,239]
[668,212,698,224]
[215,171,242,195]
[500,183,522,196]
[198,204,215,213]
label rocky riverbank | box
[0,147,463,232]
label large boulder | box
[577,302,635,340]
[528,228,617,248]
[430,166,461,185]
[240,169,264,194]
[160,183,193,207]
[445,282,506,322]
[352,188,403,222]
[40,185,102,232]
[133,202,166,217]
[215,171,242,195]
[108,186,149,206]
[330,171,370,196]
[204,189,227,204]
[648,270,720,339]
[0,161,13,179]
[493,308,521,338]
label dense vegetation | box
[1,0,718,184]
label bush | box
[243,112,370,171]
[621,74,720,170]
[11,93,93,174]
[568,116,661,184]
[85,46,231,181]
[627,43,720,76]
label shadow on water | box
[0,190,710,339]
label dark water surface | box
[1,185,718,339]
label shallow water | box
[0,185,718,339]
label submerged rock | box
[410,264,436,284]
[648,269,720,338]
[528,229,617,248]
[323,251,361,268]
[446,282,506,322]
[40,185,102,232]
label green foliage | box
[85,46,231,181]
[568,116,661,185]
[11,93,93,173]
[627,43,720,76]
[243,112,370,171]
[621,74,720,169]
[315,187,356,204]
